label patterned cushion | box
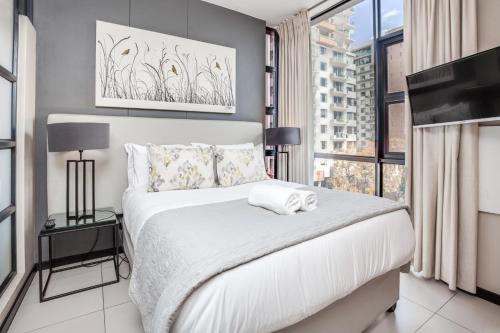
[215,144,269,187]
[147,144,216,192]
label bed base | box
[277,268,399,333]
[122,222,399,333]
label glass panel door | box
[0,0,14,71]
[0,0,16,296]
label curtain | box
[404,0,479,293]
[277,10,312,184]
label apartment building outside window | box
[311,0,405,202]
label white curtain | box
[404,0,479,293]
[277,10,312,184]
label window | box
[320,93,327,102]
[320,77,327,87]
[380,0,403,36]
[333,111,343,121]
[321,141,327,150]
[320,109,327,118]
[320,61,327,71]
[332,51,343,62]
[333,67,344,77]
[320,46,327,55]
[320,125,327,134]
[312,0,405,199]
[0,0,17,296]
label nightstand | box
[37,207,120,302]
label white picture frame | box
[95,21,236,113]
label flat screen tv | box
[407,46,500,127]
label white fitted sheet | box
[122,180,415,333]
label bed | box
[46,114,415,333]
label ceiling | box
[201,0,323,26]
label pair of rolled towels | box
[248,185,318,215]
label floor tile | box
[364,298,433,333]
[400,272,456,311]
[23,269,103,304]
[417,314,472,333]
[27,311,105,333]
[8,283,103,333]
[102,263,132,308]
[439,291,500,333]
[105,302,144,333]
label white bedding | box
[122,180,415,333]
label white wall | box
[476,0,500,295]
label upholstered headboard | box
[47,113,263,215]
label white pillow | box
[147,144,216,192]
[215,143,269,187]
[124,143,190,191]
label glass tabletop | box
[41,207,117,235]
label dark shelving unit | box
[264,27,279,178]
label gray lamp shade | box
[265,127,301,146]
[47,122,110,152]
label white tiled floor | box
[7,265,500,333]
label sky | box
[350,0,403,49]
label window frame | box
[311,0,405,198]
[0,0,18,297]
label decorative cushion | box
[147,144,216,191]
[125,143,190,191]
[215,144,269,187]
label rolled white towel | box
[248,185,301,215]
[296,190,318,211]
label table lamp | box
[265,127,301,181]
[47,122,110,221]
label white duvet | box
[122,180,415,333]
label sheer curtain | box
[277,10,312,184]
[404,0,479,293]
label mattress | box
[122,179,415,332]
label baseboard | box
[37,246,124,270]
[0,267,36,333]
[477,287,500,306]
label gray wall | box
[33,0,265,259]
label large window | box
[311,0,405,202]
[0,0,17,295]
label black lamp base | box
[66,150,96,222]
[277,146,290,182]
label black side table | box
[38,207,120,302]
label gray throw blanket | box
[129,186,408,333]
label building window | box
[320,93,327,102]
[320,46,327,55]
[321,141,327,150]
[320,109,327,118]
[311,0,405,199]
[320,77,327,87]
[320,125,327,134]
[320,62,327,71]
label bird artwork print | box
[96,21,235,113]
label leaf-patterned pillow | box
[215,144,269,187]
[147,144,216,192]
